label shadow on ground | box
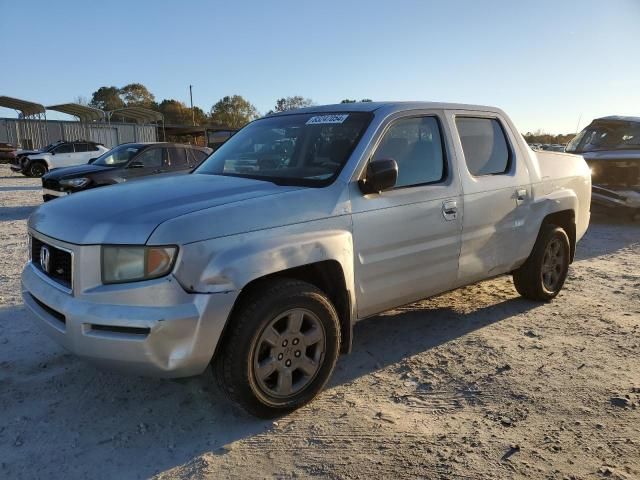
[0,205,38,221]
[0,296,539,479]
[0,186,42,192]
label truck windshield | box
[566,122,640,153]
[92,144,143,166]
[195,112,372,186]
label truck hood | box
[29,174,303,245]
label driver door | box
[122,147,165,181]
[51,143,75,167]
[350,113,463,318]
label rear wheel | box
[214,279,341,418]
[27,162,47,178]
[513,225,570,301]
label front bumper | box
[21,247,238,377]
[592,185,640,210]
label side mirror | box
[358,158,398,194]
[128,161,144,169]
[50,151,55,155]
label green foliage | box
[89,86,125,111]
[269,96,313,114]
[523,130,575,145]
[119,83,156,108]
[158,99,192,125]
[210,95,259,128]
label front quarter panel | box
[173,216,355,296]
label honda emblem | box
[40,246,50,273]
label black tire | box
[513,225,571,301]
[27,162,47,178]
[214,279,341,418]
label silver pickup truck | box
[22,102,591,417]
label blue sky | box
[1,0,638,133]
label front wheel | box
[214,279,341,418]
[513,225,570,301]
[27,162,48,178]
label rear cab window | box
[455,117,511,176]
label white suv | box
[12,141,109,177]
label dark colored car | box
[0,142,17,164]
[41,142,211,201]
[566,116,640,215]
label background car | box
[41,142,212,201]
[0,142,16,164]
[11,140,108,177]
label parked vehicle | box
[21,102,591,417]
[41,142,212,201]
[10,140,108,177]
[566,116,640,215]
[207,128,237,152]
[0,142,17,164]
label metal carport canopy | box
[0,96,46,117]
[108,106,163,124]
[47,103,105,122]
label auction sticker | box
[306,114,349,125]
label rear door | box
[449,111,532,286]
[351,112,463,318]
[166,147,191,173]
[72,143,91,164]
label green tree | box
[89,86,125,111]
[158,99,193,124]
[269,96,313,114]
[192,106,208,125]
[119,83,156,108]
[210,95,259,128]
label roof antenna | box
[574,113,582,134]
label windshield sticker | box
[306,114,349,125]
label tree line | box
[523,130,576,145]
[86,83,373,129]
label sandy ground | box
[0,164,639,480]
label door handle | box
[515,188,527,203]
[442,200,458,221]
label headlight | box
[101,245,178,284]
[60,177,90,188]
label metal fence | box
[0,117,157,149]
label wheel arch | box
[540,209,576,262]
[214,260,353,362]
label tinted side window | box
[89,143,101,151]
[456,117,510,176]
[373,116,445,188]
[135,148,163,168]
[190,149,208,165]
[167,147,188,167]
[74,143,89,152]
[54,144,74,154]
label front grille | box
[31,236,73,290]
[41,177,61,190]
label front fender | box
[173,216,355,295]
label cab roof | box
[267,101,505,116]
